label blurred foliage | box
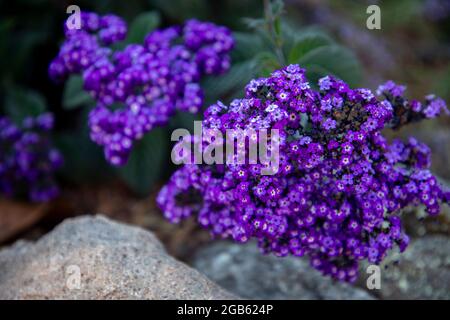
[124,11,161,45]
[117,128,169,196]
[54,108,113,185]
[202,0,361,105]
[62,75,94,110]
[328,0,424,30]
[325,0,450,100]
[328,0,449,40]
[4,85,47,123]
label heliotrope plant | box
[49,11,234,165]
[158,64,450,281]
[0,113,63,202]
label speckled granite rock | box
[0,215,235,300]
[192,241,375,300]
[379,235,450,299]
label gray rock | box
[0,215,235,300]
[379,235,450,299]
[192,241,375,300]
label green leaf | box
[288,33,332,64]
[54,106,112,184]
[301,65,334,90]
[0,20,14,74]
[55,132,111,184]
[242,17,265,30]
[117,128,168,195]
[62,75,94,110]
[125,11,160,44]
[5,86,47,123]
[270,0,285,17]
[274,17,282,37]
[281,23,332,57]
[149,0,209,21]
[170,111,202,133]
[13,30,47,76]
[254,51,280,76]
[298,45,362,86]
[202,59,257,103]
[231,32,264,61]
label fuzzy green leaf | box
[5,86,47,123]
[288,33,332,64]
[202,59,258,103]
[118,128,168,195]
[54,107,112,183]
[298,45,362,86]
[125,11,160,44]
[62,75,94,110]
[232,32,265,61]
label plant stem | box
[263,0,286,66]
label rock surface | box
[0,215,235,300]
[192,241,375,300]
[379,235,450,299]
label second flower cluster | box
[49,12,234,165]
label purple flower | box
[50,12,234,165]
[423,96,449,118]
[0,114,62,202]
[376,81,448,128]
[322,118,337,131]
[158,64,449,282]
[376,80,406,97]
[318,76,332,91]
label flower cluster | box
[0,114,63,202]
[158,64,450,281]
[48,12,127,81]
[50,12,233,165]
[377,80,449,128]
